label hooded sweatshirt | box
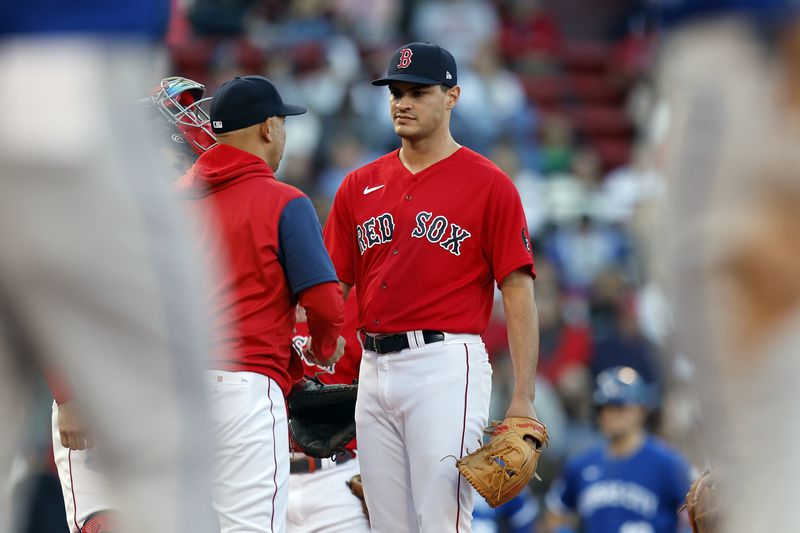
[176,144,343,395]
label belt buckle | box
[372,335,386,354]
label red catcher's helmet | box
[150,76,217,155]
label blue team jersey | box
[472,487,539,533]
[651,0,798,27]
[548,436,691,533]
[0,0,170,39]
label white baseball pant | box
[207,370,289,533]
[356,333,492,533]
[287,454,370,532]
[51,402,114,533]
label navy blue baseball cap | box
[210,75,306,134]
[372,42,457,88]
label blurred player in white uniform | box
[654,1,800,530]
[0,3,218,530]
[48,76,218,533]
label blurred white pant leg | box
[0,39,217,533]
[0,316,29,532]
[659,18,800,533]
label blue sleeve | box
[561,460,580,510]
[546,459,579,513]
[664,451,693,510]
[500,493,524,517]
[502,489,539,533]
[278,196,339,294]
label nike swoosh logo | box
[363,185,385,195]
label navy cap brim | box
[372,74,446,87]
[279,103,307,116]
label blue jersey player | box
[546,367,691,533]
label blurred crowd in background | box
[14,0,699,531]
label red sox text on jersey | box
[356,212,472,256]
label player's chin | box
[394,124,422,140]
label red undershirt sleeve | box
[298,281,345,360]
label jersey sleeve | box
[482,173,536,285]
[664,451,693,510]
[546,459,579,513]
[278,196,339,294]
[323,174,357,286]
[504,489,540,533]
[298,281,344,361]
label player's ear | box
[260,118,272,142]
[446,85,460,109]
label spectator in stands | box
[543,214,630,295]
[450,49,529,153]
[410,0,499,65]
[538,114,576,175]
[585,269,661,384]
[496,0,561,71]
[534,261,594,387]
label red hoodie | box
[176,144,343,395]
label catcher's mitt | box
[346,474,369,521]
[685,470,717,533]
[456,417,547,508]
[287,375,358,458]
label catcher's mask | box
[593,366,653,408]
[150,76,217,155]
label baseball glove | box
[287,375,358,458]
[685,470,717,533]
[346,474,369,521]
[456,417,547,508]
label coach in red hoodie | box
[176,75,345,533]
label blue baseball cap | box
[210,75,306,134]
[372,42,457,88]
[593,366,653,408]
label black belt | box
[364,330,445,355]
[290,450,356,474]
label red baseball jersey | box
[324,147,535,334]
